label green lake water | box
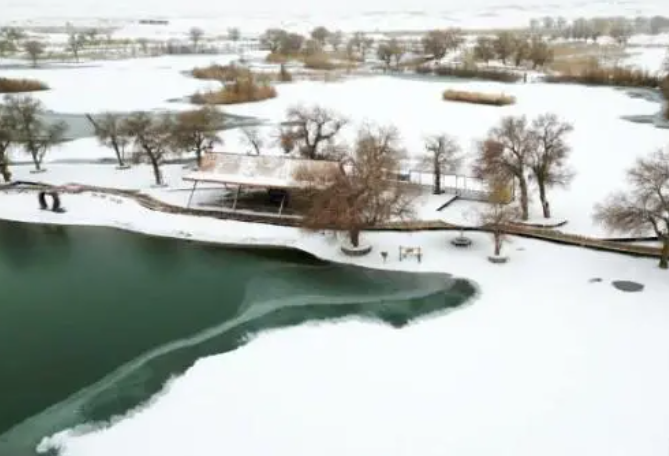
[0,220,476,455]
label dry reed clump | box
[302,53,337,70]
[0,77,49,93]
[191,75,277,105]
[190,64,249,82]
[545,62,660,88]
[442,89,516,106]
[430,65,522,82]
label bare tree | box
[421,134,462,194]
[171,107,224,167]
[361,36,374,61]
[327,30,343,51]
[377,41,394,70]
[260,28,286,53]
[23,40,45,68]
[512,36,530,67]
[283,105,347,160]
[473,115,535,220]
[594,149,669,268]
[241,127,264,155]
[493,31,516,65]
[66,24,88,62]
[390,39,406,68]
[189,27,204,53]
[478,178,520,258]
[86,112,131,168]
[122,112,175,185]
[299,125,416,248]
[279,32,305,55]
[610,18,632,45]
[310,26,330,47]
[421,29,463,61]
[227,28,241,42]
[0,102,16,181]
[528,114,574,218]
[528,37,554,69]
[4,95,66,172]
[473,36,495,64]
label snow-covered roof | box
[183,152,339,189]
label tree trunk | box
[538,179,550,218]
[493,232,502,256]
[433,160,441,194]
[349,228,360,248]
[517,175,529,221]
[30,149,41,171]
[114,147,126,168]
[147,152,163,185]
[660,237,669,269]
[195,148,202,168]
[0,161,11,182]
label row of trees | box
[87,107,225,185]
[416,28,553,69]
[0,25,102,66]
[242,104,573,223]
[0,95,226,185]
[472,33,553,68]
[529,15,669,44]
[290,110,669,268]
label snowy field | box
[0,19,668,456]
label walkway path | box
[2,181,664,261]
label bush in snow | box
[191,72,277,105]
[442,90,516,106]
[0,77,48,93]
[433,65,521,82]
[545,62,660,88]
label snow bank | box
[24,198,669,456]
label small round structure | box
[487,255,509,264]
[612,280,644,292]
[341,243,373,257]
[451,236,472,247]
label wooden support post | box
[232,185,241,211]
[278,192,286,216]
[186,180,198,208]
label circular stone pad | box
[611,280,645,292]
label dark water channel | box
[0,220,475,454]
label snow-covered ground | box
[1,37,668,456]
[1,190,668,456]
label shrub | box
[545,62,660,88]
[191,74,277,105]
[302,53,337,70]
[0,77,49,93]
[415,65,434,75]
[442,89,516,106]
[190,64,249,82]
[266,52,291,64]
[433,65,521,82]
